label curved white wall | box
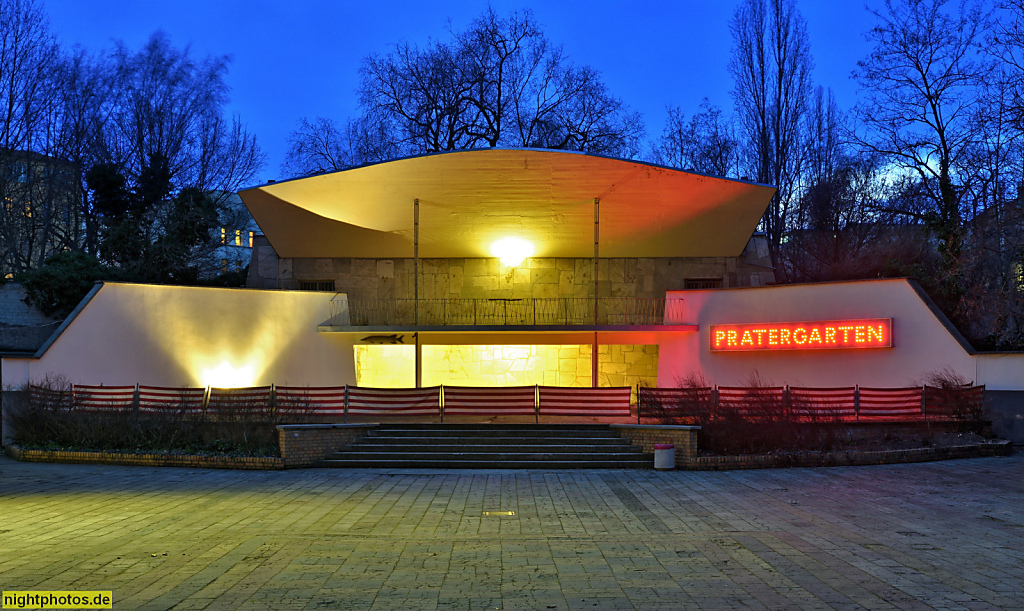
[1,283,356,388]
[659,279,980,388]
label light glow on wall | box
[490,237,534,267]
[710,319,892,352]
[201,361,256,388]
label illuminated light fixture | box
[490,237,534,267]
[709,319,893,352]
[202,361,256,388]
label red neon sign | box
[710,319,892,352]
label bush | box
[7,379,281,456]
[923,368,985,434]
[653,372,850,455]
[17,251,116,317]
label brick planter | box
[682,440,1012,471]
[277,423,378,467]
[5,445,284,470]
[610,424,700,468]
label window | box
[248,231,254,248]
[221,258,229,273]
[299,280,336,292]
[220,228,227,245]
[234,229,242,246]
[685,278,723,290]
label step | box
[357,437,633,447]
[373,423,616,430]
[317,423,653,469]
[316,458,653,469]
[366,428,625,439]
[347,443,636,452]
[326,450,645,460]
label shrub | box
[7,379,281,456]
[923,368,985,434]
[654,371,850,455]
[17,251,116,317]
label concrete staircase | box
[316,424,652,469]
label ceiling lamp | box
[490,237,534,267]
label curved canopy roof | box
[239,148,776,259]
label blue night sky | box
[41,0,880,182]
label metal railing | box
[327,297,685,327]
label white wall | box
[0,283,356,389]
[3,278,1018,393]
[658,279,980,388]
[975,353,1024,391]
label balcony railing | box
[325,297,685,328]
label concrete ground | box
[1,455,1022,611]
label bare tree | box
[285,8,643,175]
[0,0,70,275]
[854,0,991,280]
[729,0,813,272]
[650,99,739,177]
[283,116,399,176]
[103,32,263,197]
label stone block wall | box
[276,423,377,467]
[248,244,776,297]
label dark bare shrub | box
[10,380,279,456]
[923,368,985,434]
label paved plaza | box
[1,454,1022,610]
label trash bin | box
[654,443,675,470]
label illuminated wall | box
[0,283,356,388]
[354,345,415,388]
[658,279,981,387]
[353,344,659,390]
[250,255,776,295]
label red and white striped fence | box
[638,385,982,423]
[73,385,136,413]
[19,382,982,424]
[274,386,348,417]
[206,386,273,414]
[538,386,631,417]
[137,385,206,414]
[442,386,537,417]
[347,386,441,417]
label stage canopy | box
[239,149,776,259]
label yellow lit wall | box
[2,282,356,388]
[354,345,415,387]
[423,345,587,387]
[353,344,659,390]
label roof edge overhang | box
[240,147,776,193]
[240,148,777,260]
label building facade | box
[3,149,1022,401]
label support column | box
[414,198,419,326]
[414,198,421,388]
[593,197,599,388]
[415,332,422,389]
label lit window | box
[248,231,254,248]
[221,258,228,273]
[234,229,242,246]
[220,228,226,245]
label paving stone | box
[1,455,1022,609]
